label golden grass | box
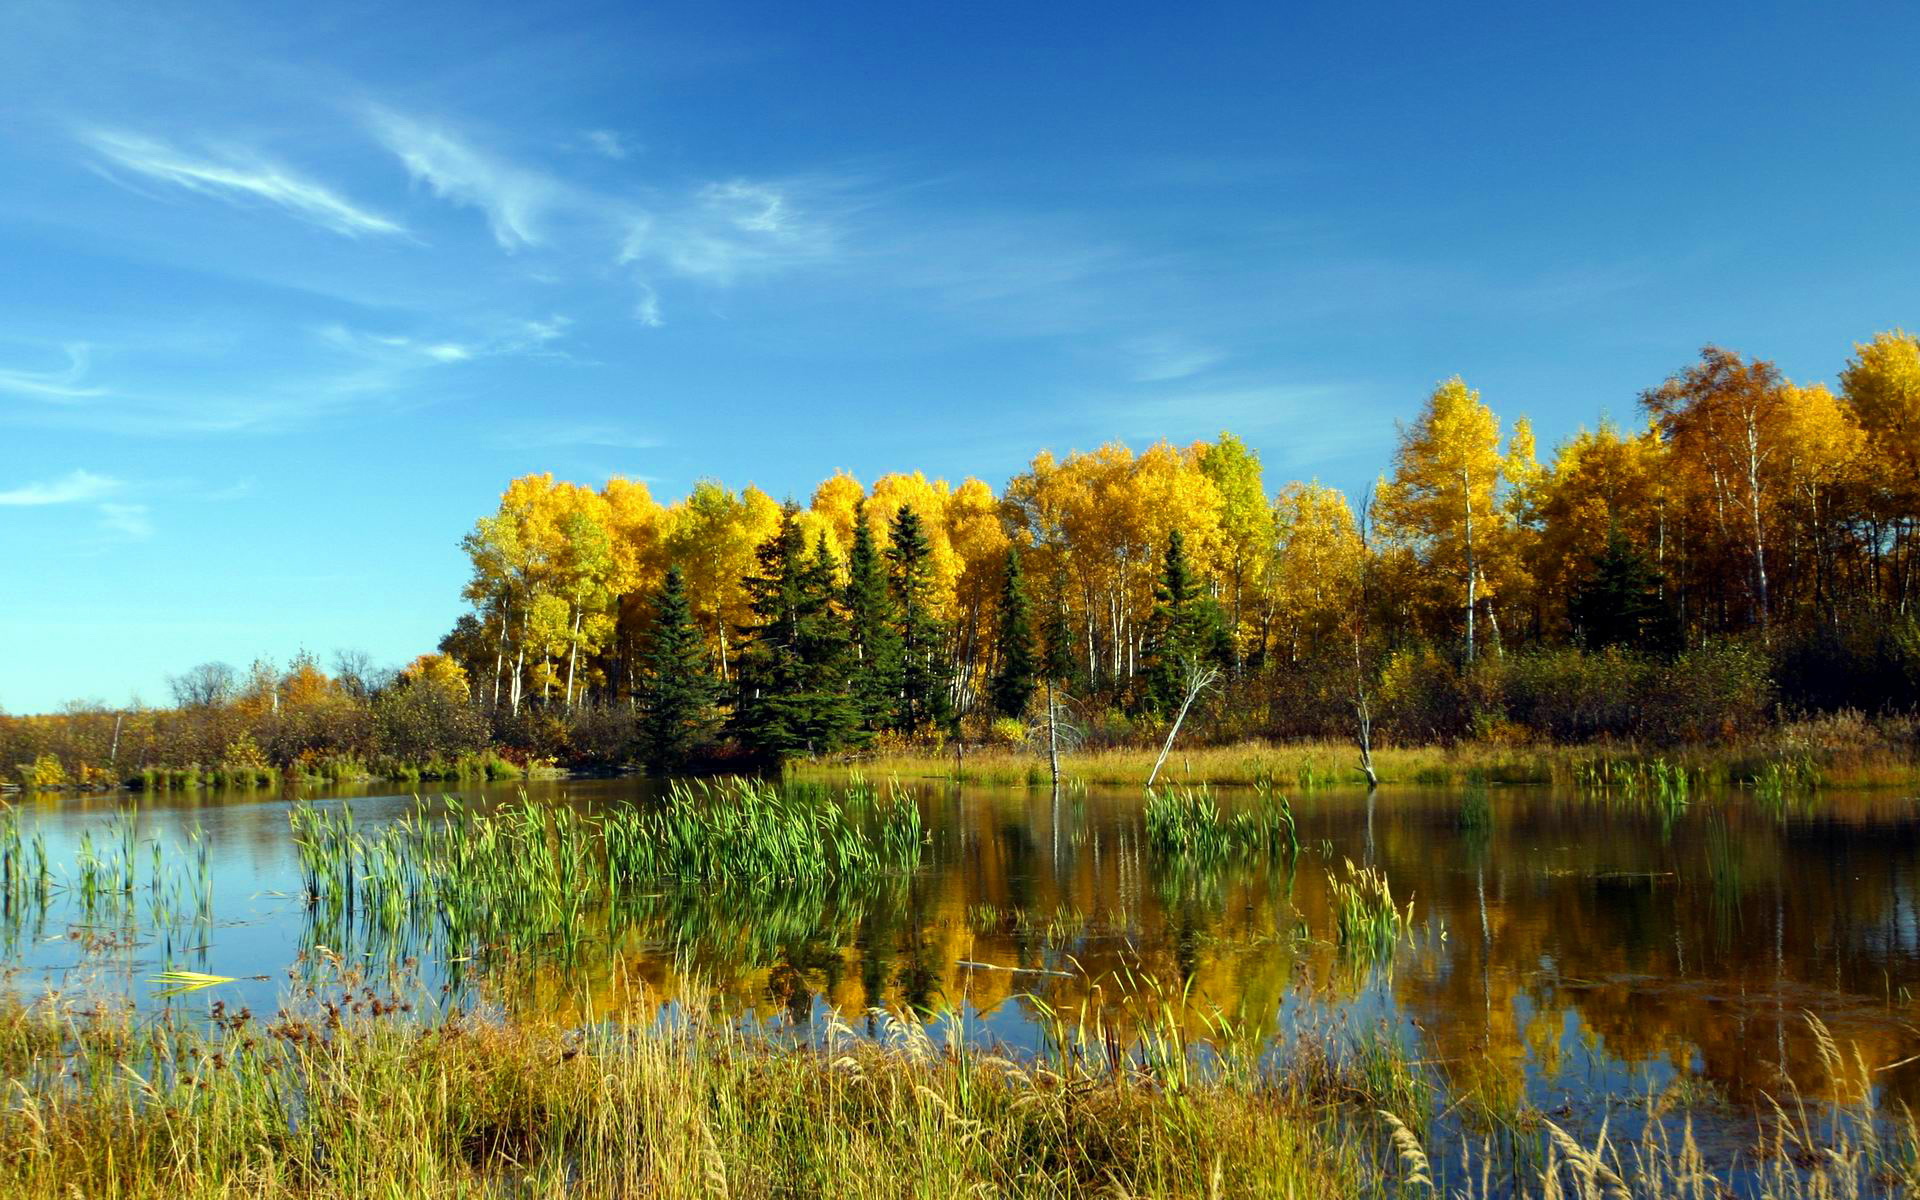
[0,976,1358,1200]
[2,974,1914,1198]
[791,731,1919,791]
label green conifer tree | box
[1041,571,1077,686]
[886,504,953,733]
[1569,530,1674,651]
[1142,529,1227,713]
[733,509,860,760]
[797,533,862,749]
[988,546,1038,717]
[637,565,719,773]
[844,507,903,730]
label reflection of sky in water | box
[7,779,1920,1144]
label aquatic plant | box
[1327,858,1413,962]
[1456,784,1492,831]
[1751,752,1821,808]
[291,778,924,964]
[1571,755,1694,817]
[1143,784,1298,862]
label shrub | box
[1775,614,1920,715]
[985,717,1029,748]
[1642,641,1774,744]
[20,753,67,790]
[1378,645,1475,743]
[1500,647,1656,742]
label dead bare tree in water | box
[1353,483,1380,791]
[1352,630,1378,790]
[1146,660,1219,788]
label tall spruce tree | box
[798,533,863,748]
[733,509,860,760]
[844,507,902,730]
[988,546,1038,717]
[886,503,953,733]
[636,565,719,773]
[1041,571,1077,686]
[1142,529,1227,713]
[1570,531,1674,651]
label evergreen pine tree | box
[636,565,719,773]
[988,546,1038,717]
[733,510,860,760]
[796,533,863,749]
[1142,529,1226,713]
[844,507,902,730]
[886,504,953,733]
[1569,530,1674,651]
[1040,571,1077,686]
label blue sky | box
[2,0,1916,712]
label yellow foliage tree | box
[1375,377,1527,659]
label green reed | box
[1327,857,1414,962]
[1571,755,1695,818]
[1752,752,1821,810]
[1143,783,1299,863]
[0,807,213,959]
[291,778,925,965]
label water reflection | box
[6,778,1920,1118]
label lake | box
[5,775,1919,1142]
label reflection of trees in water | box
[296,781,1920,1113]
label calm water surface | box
[7,777,1920,1129]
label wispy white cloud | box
[315,314,570,365]
[634,282,663,328]
[1120,334,1222,383]
[498,424,661,451]
[370,109,559,250]
[317,324,476,365]
[97,502,152,538]
[620,178,838,287]
[583,130,630,160]
[81,129,406,238]
[0,344,106,400]
[0,469,122,506]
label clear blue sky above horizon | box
[3,0,1916,713]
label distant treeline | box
[0,653,525,791]
[6,334,1920,786]
[435,334,1920,763]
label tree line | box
[7,332,1918,784]
[435,332,1919,764]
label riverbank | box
[789,720,1920,792]
[0,974,1366,1199]
[3,751,568,796]
[0,971,1908,1199]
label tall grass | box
[1327,858,1414,963]
[603,777,922,885]
[0,807,212,946]
[0,974,1356,1199]
[0,970,1909,1199]
[290,778,924,965]
[795,733,1919,793]
[1143,783,1299,862]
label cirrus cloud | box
[82,129,406,238]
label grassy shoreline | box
[788,729,1919,792]
[1,972,1912,1199]
[0,975,1367,1199]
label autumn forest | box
[6,333,1920,785]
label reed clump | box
[1327,858,1414,962]
[603,777,922,885]
[290,778,925,962]
[1143,783,1299,863]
